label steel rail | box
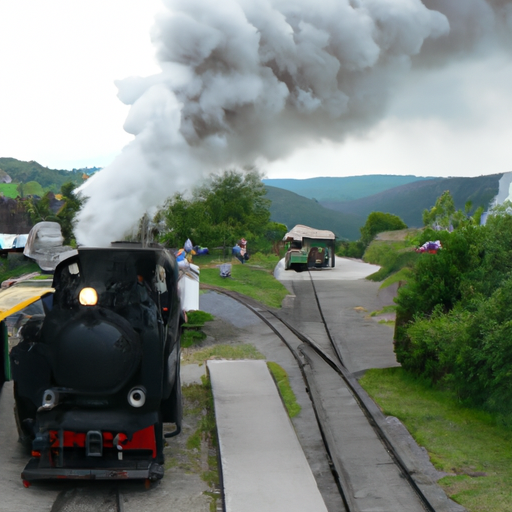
[202,281,439,512]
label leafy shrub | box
[184,310,214,325]
[336,240,365,259]
[181,310,214,348]
[395,208,512,417]
[181,329,207,348]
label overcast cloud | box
[0,1,510,245]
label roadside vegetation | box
[267,362,301,418]
[394,199,512,423]
[181,310,215,348]
[4,163,510,512]
[165,377,221,512]
[199,256,288,309]
[336,211,407,259]
[361,368,512,512]
[355,192,512,511]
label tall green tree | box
[158,168,272,250]
[158,193,204,248]
[57,182,83,245]
[422,190,483,230]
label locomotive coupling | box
[38,389,59,411]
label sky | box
[0,0,511,245]
[0,0,510,181]
[0,1,162,170]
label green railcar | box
[284,225,336,272]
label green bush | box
[336,240,365,259]
[395,209,512,417]
[184,310,214,325]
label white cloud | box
[0,0,162,169]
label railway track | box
[48,484,125,512]
[1,268,462,512]
[204,271,463,512]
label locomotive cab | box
[10,246,183,484]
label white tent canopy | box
[283,225,335,241]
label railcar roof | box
[283,224,336,241]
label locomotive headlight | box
[128,387,146,408]
[79,287,98,306]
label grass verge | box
[364,241,418,282]
[181,343,265,365]
[181,310,215,349]
[267,362,301,418]
[166,377,220,512]
[197,253,289,309]
[359,367,512,512]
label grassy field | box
[360,368,512,512]
[196,252,289,309]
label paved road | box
[276,256,400,374]
[273,256,464,512]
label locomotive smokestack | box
[74,0,512,246]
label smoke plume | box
[74,0,512,246]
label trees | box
[394,198,512,416]
[422,190,483,230]
[158,168,274,251]
[57,182,83,245]
[22,182,82,245]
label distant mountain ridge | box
[322,174,502,228]
[0,157,90,191]
[265,185,363,240]
[263,175,434,202]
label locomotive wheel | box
[13,383,36,452]
[168,368,183,428]
[154,413,165,465]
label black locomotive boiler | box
[10,246,183,485]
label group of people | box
[176,237,249,266]
[232,238,249,264]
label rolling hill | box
[0,157,88,190]
[321,174,503,228]
[263,175,434,202]
[265,185,364,240]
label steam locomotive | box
[9,245,183,485]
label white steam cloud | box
[75,0,512,246]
